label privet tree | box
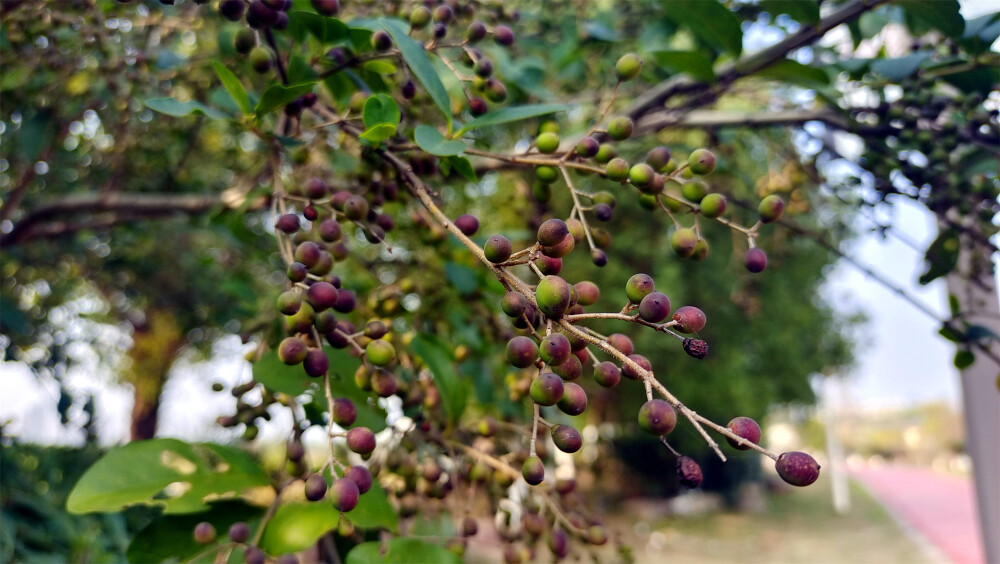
[1,0,996,562]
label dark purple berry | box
[529,371,564,406]
[537,218,569,247]
[305,474,327,501]
[726,417,761,450]
[493,24,514,46]
[454,214,480,236]
[638,291,671,323]
[593,361,621,388]
[307,282,339,311]
[332,398,357,427]
[319,219,342,242]
[219,0,245,21]
[594,203,613,222]
[346,427,376,455]
[676,456,703,488]
[401,80,416,99]
[344,465,372,494]
[469,97,488,116]
[276,213,300,233]
[228,522,250,543]
[551,424,582,453]
[682,338,708,359]
[775,451,821,487]
[330,478,360,512]
[303,348,329,377]
[193,522,216,544]
[506,336,538,368]
[311,0,339,16]
[557,382,587,416]
[371,30,392,52]
[744,248,768,273]
[621,353,650,380]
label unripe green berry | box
[758,194,785,223]
[607,117,633,141]
[530,371,564,406]
[594,144,617,164]
[699,193,727,218]
[625,273,655,303]
[365,339,395,366]
[536,132,560,154]
[681,181,708,203]
[535,165,559,183]
[629,163,656,192]
[278,337,309,365]
[605,158,630,182]
[615,53,642,81]
[409,6,431,28]
[670,228,698,258]
[249,46,274,73]
[688,148,716,175]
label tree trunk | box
[942,214,999,564]
[125,309,185,442]
[130,392,161,441]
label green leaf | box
[212,60,251,115]
[145,98,230,120]
[252,347,387,432]
[363,59,398,75]
[954,350,975,369]
[897,0,964,38]
[379,19,452,125]
[651,50,716,83]
[414,125,466,156]
[754,59,830,88]
[939,324,964,343]
[254,82,317,118]
[259,502,339,555]
[918,229,959,285]
[359,124,397,144]
[288,55,319,84]
[960,12,1000,54]
[294,11,350,44]
[347,481,398,532]
[663,1,743,55]
[445,155,476,181]
[410,334,467,425]
[66,439,271,515]
[941,67,1000,95]
[127,502,263,563]
[346,539,462,564]
[19,111,55,161]
[456,103,572,136]
[871,52,931,82]
[362,93,400,129]
[444,262,478,296]
[759,0,820,24]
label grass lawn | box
[619,478,933,563]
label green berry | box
[365,339,395,366]
[535,275,572,319]
[758,195,785,223]
[629,163,656,192]
[670,228,698,258]
[530,371,564,406]
[625,273,655,304]
[681,181,708,203]
[615,53,642,81]
[605,158,630,182]
[536,132,560,154]
[607,117,633,141]
[484,235,512,263]
[594,143,617,164]
[278,337,309,365]
[249,46,274,73]
[688,149,716,175]
[409,5,431,28]
[535,165,559,183]
[699,193,727,218]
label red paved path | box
[850,466,984,564]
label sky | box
[0,2,995,446]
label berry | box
[646,146,672,171]
[676,456,703,488]
[607,117,634,141]
[365,339,396,366]
[409,6,431,28]
[551,424,583,453]
[522,456,544,485]
[535,275,572,319]
[344,465,373,494]
[506,336,538,368]
[539,334,571,366]
[726,417,761,450]
[621,353,651,380]
[552,354,582,381]
[605,158,630,182]
[594,143,617,164]
[638,291,671,322]
[303,348,329,377]
[228,522,250,543]
[615,53,642,81]
[588,525,609,546]
[594,203,614,221]
[219,0,245,21]
[343,195,368,221]
[699,193,727,218]
[469,97,488,116]
[534,165,558,183]
[501,292,528,318]
[278,337,308,365]
[277,291,302,316]
[535,254,562,275]
[536,132,560,154]
[625,273,655,303]
[670,228,698,257]
[493,25,514,47]
[540,234,575,258]
[629,163,657,192]
[548,528,568,558]
[557,382,587,416]
[432,4,453,23]
[307,281,339,311]
[433,22,447,39]
[371,30,392,51]
[332,398,356,427]
[462,516,478,537]
[681,180,708,203]
[593,361,621,387]
[637,399,677,435]
[245,547,266,564]
[249,46,274,73]
[574,281,600,306]
[577,136,599,158]
[401,80,416,99]
[287,262,308,283]
[758,194,785,223]
[294,241,321,267]
[370,368,397,397]
[454,214,479,236]
[346,427,376,455]
[234,29,257,54]
[529,371,564,406]
[333,290,356,313]
[485,79,508,102]
[193,522,216,544]
[744,248,768,273]
[466,21,487,42]
[608,333,634,355]
[330,478,360,512]
[682,338,708,359]
[305,474,327,501]
[688,149,716,175]
[311,0,339,16]
[672,305,706,333]
[484,235,513,263]
[318,218,343,242]
[474,57,494,78]
[775,451,821,487]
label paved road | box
[851,466,983,564]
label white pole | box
[823,375,850,514]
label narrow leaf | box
[410,334,467,425]
[414,125,466,156]
[456,103,572,136]
[379,19,453,125]
[212,61,251,115]
[145,98,230,120]
[254,82,316,118]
